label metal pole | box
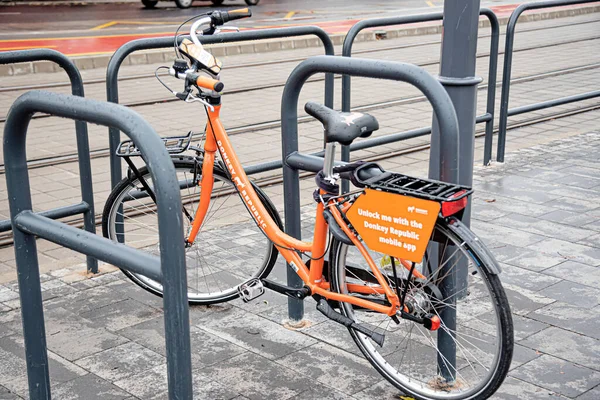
[497,0,600,162]
[4,91,193,399]
[5,128,49,398]
[341,10,499,172]
[429,0,482,382]
[496,5,521,163]
[482,10,500,165]
[0,49,98,274]
[281,110,304,323]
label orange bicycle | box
[102,9,513,400]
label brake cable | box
[155,66,177,95]
[173,12,211,58]
[391,257,417,311]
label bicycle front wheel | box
[102,158,281,304]
[329,217,513,400]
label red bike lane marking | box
[0,32,176,56]
[0,3,590,56]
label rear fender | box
[444,217,502,275]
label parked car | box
[142,0,258,9]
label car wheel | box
[211,0,224,4]
[175,0,193,8]
[142,0,158,8]
[245,0,259,4]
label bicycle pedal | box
[237,279,265,302]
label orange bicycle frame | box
[186,104,401,316]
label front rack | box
[366,172,473,202]
[116,131,194,157]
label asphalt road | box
[0,0,528,39]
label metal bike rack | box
[340,8,500,169]
[106,26,335,189]
[0,49,98,273]
[496,0,600,162]
[4,91,192,399]
[280,57,460,363]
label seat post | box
[323,142,336,180]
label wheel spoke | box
[331,222,511,399]
[104,162,277,304]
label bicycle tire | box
[102,158,282,305]
[329,216,513,400]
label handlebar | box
[169,68,224,92]
[167,9,250,98]
[189,8,252,47]
[190,16,213,47]
[190,73,224,92]
[212,8,252,25]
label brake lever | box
[184,91,215,112]
[215,26,240,33]
[175,91,189,101]
[200,26,216,36]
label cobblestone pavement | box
[0,129,599,399]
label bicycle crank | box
[314,295,385,347]
[398,310,441,331]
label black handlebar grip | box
[211,8,252,26]
[213,81,225,92]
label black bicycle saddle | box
[305,102,379,146]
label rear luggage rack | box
[116,131,194,157]
[366,172,473,202]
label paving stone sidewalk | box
[0,129,599,399]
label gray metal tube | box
[0,49,98,273]
[106,37,186,189]
[283,56,460,182]
[340,9,498,171]
[497,0,599,162]
[508,89,600,116]
[3,91,192,400]
[482,10,500,165]
[0,202,89,233]
[15,211,162,282]
[244,159,284,175]
[285,152,343,174]
[281,56,460,322]
[429,0,482,382]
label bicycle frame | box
[187,103,401,316]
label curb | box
[2,4,600,76]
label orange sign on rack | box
[346,189,441,263]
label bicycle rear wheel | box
[329,217,513,400]
[102,158,281,304]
